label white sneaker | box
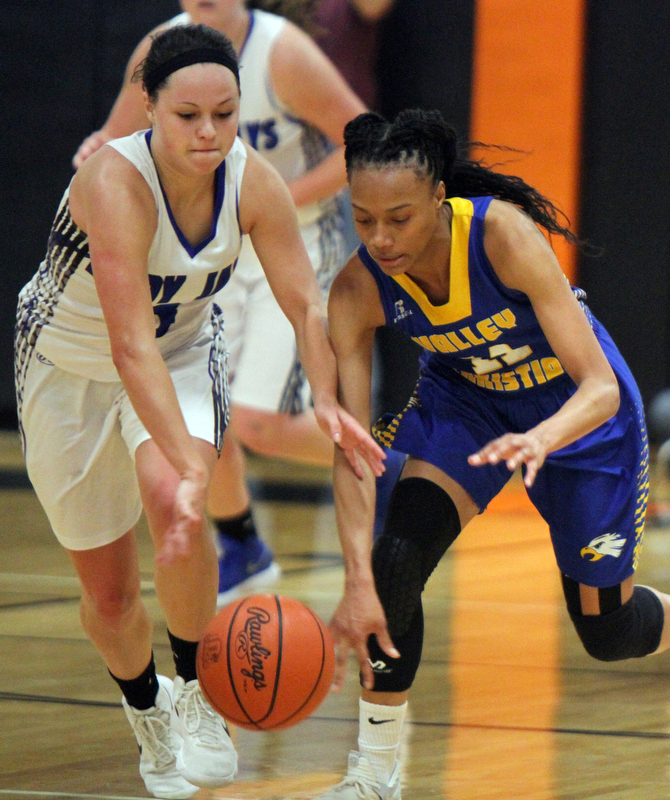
[172,676,238,788]
[314,751,401,800]
[122,675,199,799]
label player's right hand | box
[328,582,399,692]
[155,473,208,566]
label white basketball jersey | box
[172,9,336,227]
[16,131,247,382]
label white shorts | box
[218,209,345,414]
[17,320,228,551]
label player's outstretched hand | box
[316,403,386,479]
[329,583,400,693]
[468,430,547,487]
[155,474,208,566]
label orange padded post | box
[470,0,586,282]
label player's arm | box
[326,258,399,691]
[239,146,385,477]
[268,20,366,207]
[469,200,620,485]
[68,147,211,558]
[72,24,168,169]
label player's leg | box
[317,462,479,800]
[67,533,201,798]
[209,243,281,604]
[123,333,222,639]
[68,532,151,679]
[68,531,200,799]
[538,463,670,662]
[18,359,196,798]
[643,587,670,652]
[561,573,670,660]
[318,363,516,800]
[549,321,670,662]
[208,430,253,519]
[135,436,219,638]
[232,404,333,465]
[122,330,237,790]
[528,354,670,664]
[135,437,237,789]
[19,360,151,677]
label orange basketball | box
[196,594,335,731]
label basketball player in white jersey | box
[73,0,379,605]
[18,25,384,799]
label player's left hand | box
[316,403,386,479]
[468,430,547,488]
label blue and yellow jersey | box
[359,195,577,394]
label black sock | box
[213,508,256,543]
[168,629,199,683]
[109,653,159,710]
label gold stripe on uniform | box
[391,198,474,326]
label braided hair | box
[344,109,579,246]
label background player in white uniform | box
[18,25,384,799]
[73,0,370,604]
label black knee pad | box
[568,585,664,662]
[366,477,461,692]
[372,477,462,638]
[367,603,424,693]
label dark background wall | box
[0,0,180,427]
[377,0,473,142]
[2,0,670,429]
[578,0,670,422]
[375,0,475,414]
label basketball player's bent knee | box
[563,575,664,661]
[367,477,462,692]
[230,407,284,455]
[82,587,142,630]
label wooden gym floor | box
[2,429,670,799]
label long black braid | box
[344,109,580,246]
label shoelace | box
[176,682,226,748]
[131,708,174,767]
[337,763,383,800]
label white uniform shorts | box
[218,209,345,414]
[18,328,228,552]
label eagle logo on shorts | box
[580,533,626,561]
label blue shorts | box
[373,321,649,587]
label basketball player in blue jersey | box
[15,26,384,800]
[72,0,403,606]
[315,108,670,800]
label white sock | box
[358,698,407,784]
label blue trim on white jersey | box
[145,130,227,257]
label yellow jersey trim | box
[391,197,474,326]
